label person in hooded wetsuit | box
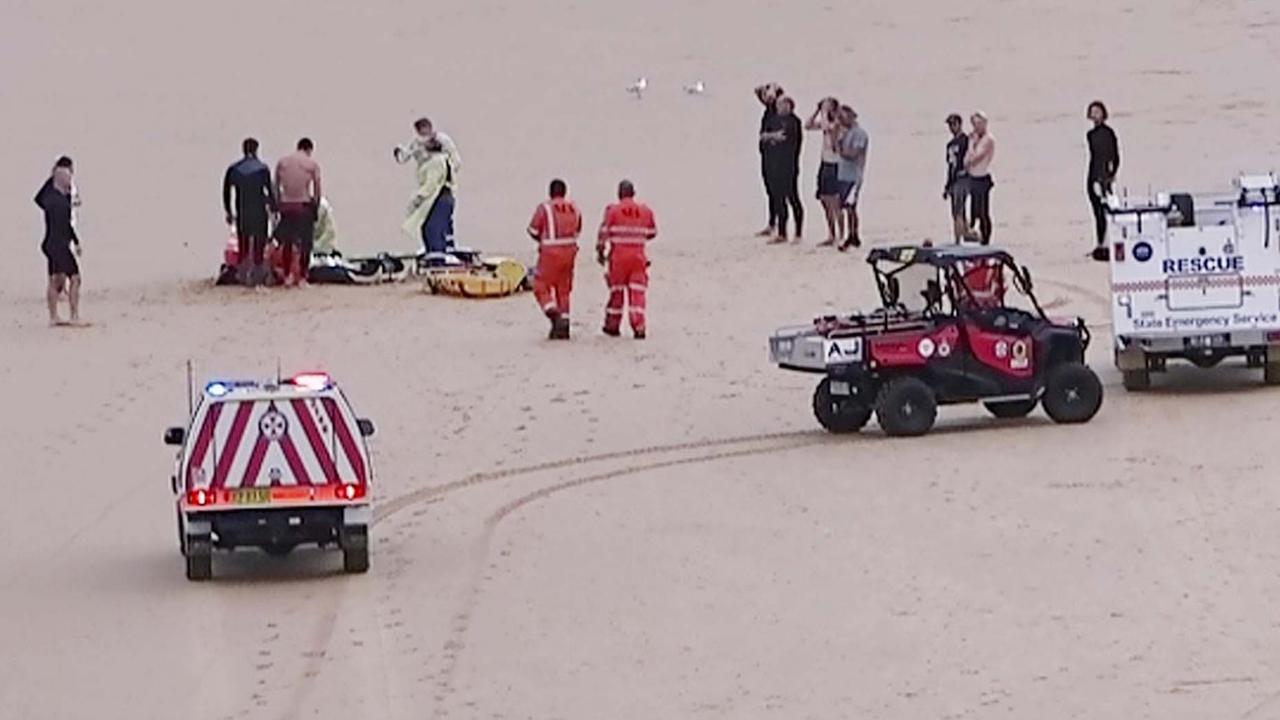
[1085,100,1120,261]
[223,137,276,285]
[35,157,82,325]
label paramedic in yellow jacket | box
[400,139,455,253]
[312,197,338,255]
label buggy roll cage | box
[865,245,1048,320]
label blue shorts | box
[816,162,841,198]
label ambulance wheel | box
[185,535,213,581]
[176,509,186,556]
[1044,363,1103,424]
[812,378,872,433]
[341,525,370,574]
[1121,368,1151,392]
[875,377,937,437]
[1263,346,1280,385]
[983,398,1038,419]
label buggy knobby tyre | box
[812,377,873,434]
[1043,362,1103,423]
[875,377,938,437]
[983,398,1038,419]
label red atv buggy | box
[769,244,1103,436]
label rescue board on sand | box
[423,258,529,298]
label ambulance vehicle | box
[164,372,375,580]
[1107,173,1280,390]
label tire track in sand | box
[273,429,822,719]
[416,434,828,718]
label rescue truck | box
[164,372,375,580]
[1107,173,1280,390]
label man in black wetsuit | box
[762,95,804,242]
[223,138,276,285]
[754,83,783,237]
[1085,100,1120,261]
[35,158,81,326]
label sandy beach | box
[4,0,1280,718]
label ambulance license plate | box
[230,488,271,505]
[1185,334,1228,348]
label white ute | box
[1107,173,1280,390]
[164,372,375,580]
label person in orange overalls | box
[597,179,657,339]
[527,178,583,339]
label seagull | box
[683,80,706,95]
[626,77,648,98]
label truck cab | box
[165,372,375,580]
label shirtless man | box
[275,138,323,286]
[964,112,996,245]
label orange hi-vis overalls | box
[528,198,583,319]
[598,198,657,333]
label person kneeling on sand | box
[402,138,456,254]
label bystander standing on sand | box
[964,111,996,244]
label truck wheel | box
[983,398,1038,419]
[1043,363,1103,424]
[341,525,370,574]
[1265,347,1280,385]
[185,535,212,581]
[812,378,872,434]
[875,377,937,437]
[177,509,187,557]
[1122,369,1151,391]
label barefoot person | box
[806,97,844,246]
[1085,100,1120,261]
[753,83,783,237]
[275,138,323,286]
[835,106,868,251]
[34,160,82,326]
[943,113,970,243]
[964,111,996,245]
[527,179,583,339]
[222,138,276,285]
[762,95,804,243]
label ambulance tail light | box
[338,483,366,501]
[291,372,331,391]
[186,488,216,507]
[1113,242,1125,262]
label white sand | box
[3,0,1280,718]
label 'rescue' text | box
[1162,255,1243,275]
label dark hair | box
[297,137,314,152]
[414,117,433,132]
[55,155,74,169]
[424,138,444,153]
[618,179,635,199]
[549,179,567,198]
[946,113,963,125]
[1088,100,1109,120]
[242,138,259,156]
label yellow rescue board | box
[423,258,529,298]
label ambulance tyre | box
[875,377,937,437]
[341,525,370,574]
[1259,345,1280,384]
[1043,363,1103,424]
[185,535,213,581]
[812,378,872,433]
[983,398,1038,419]
[1121,368,1151,392]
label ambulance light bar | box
[290,372,332,390]
[205,380,260,397]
